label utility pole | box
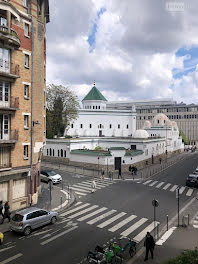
[176,188,180,227]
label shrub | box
[163,248,198,264]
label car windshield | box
[188,176,197,180]
[48,171,57,176]
[12,214,24,222]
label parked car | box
[186,174,198,188]
[40,170,62,184]
[10,207,58,236]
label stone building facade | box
[0,0,49,210]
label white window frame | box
[24,54,29,68]
[24,23,29,37]
[24,84,29,99]
[24,145,29,160]
[24,115,29,129]
[22,0,27,7]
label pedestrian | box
[108,171,112,181]
[131,166,134,175]
[144,232,155,261]
[0,201,3,219]
[91,179,96,193]
[101,168,105,180]
[0,232,3,245]
[1,202,11,224]
[159,158,162,164]
[134,166,137,175]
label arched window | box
[110,124,112,129]
[100,124,102,128]
[49,148,52,156]
[126,124,129,129]
[64,150,66,157]
[71,124,74,128]
[58,150,60,157]
[61,149,63,157]
[93,106,95,109]
[47,149,48,156]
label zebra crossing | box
[193,214,198,228]
[138,179,196,197]
[70,178,115,198]
[59,202,160,244]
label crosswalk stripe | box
[77,207,108,221]
[186,189,193,197]
[149,181,158,187]
[170,185,178,192]
[87,180,111,185]
[75,202,82,206]
[68,205,99,219]
[60,203,90,217]
[70,187,90,193]
[108,215,137,232]
[92,181,110,186]
[143,180,152,185]
[179,186,186,194]
[97,212,127,228]
[120,218,148,237]
[75,192,87,196]
[163,183,171,190]
[133,221,160,243]
[156,182,165,188]
[72,185,93,191]
[87,210,117,225]
[76,182,102,190]
[85,181,109,187]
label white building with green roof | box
[67,84,137,137]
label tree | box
[46,84,79,138]
[179,130,189,145]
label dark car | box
[186,174,198,188]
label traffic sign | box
[152,199,159,207]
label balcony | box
[0,96,19,111]
[0,59,20,80]
[0,26,20,48]
[0,129,18,144]
[0,162,11,170]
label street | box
[1,152,198,264]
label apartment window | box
[80,124,83,128]
[49,148,52,156]
[90,124,92,128]
[38,0,42,15]
[47,149,48,156]
[24,145,28,159]
[71,124,74,128]
[0,82,10,103]
[99,106,100,109]
[64,150,66,157]
[24,115,29,129]
[53,149,54,156]
[24,23,29,37]
[24,54,29,68]
[93,106,95,109]
[58,150,60,157]
[118,124,120,129]
[96,106,97,109]
[110,124,112,129]
[24,84,29,99]
[126,124,129,129]
[61,149,63,157]
[22,0,27,7]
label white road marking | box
[32,229,52,237]
[87,210,117,225]
[170,185,178,192]
[186,189,193,196]
[156,227,177,245]
[163,183,171,190]
[73,184,95,191]
[149,181,158,187]
[68,205,99,219]
[60,203,90,217]
[40,226,78,246]
[156,182,165,188]
[143,180,152,185]
[97,212,127,228]
[76,182,102,189]
[120,218,148,237]
[75,192,87,196]
[0,253,23,264]
[86,180,110,186]
[108,215,137,233]
[0,246,15,253]
[179,186,186,194]
[75,202,82,206]
[70,187,90,193]
[133,221,160,243]
[77,207,107,221]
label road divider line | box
[0,253,23,264]
[0,246,15,253]
[40,226,78,246]
[120,218,148,237]
[60,203,90,217]
[156,227,177,245]
[68,205,99,219]
[97,212,127,228]
[109,215,137,233]
[87,210,117,225]
[75,192,87,196]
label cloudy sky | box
[46,0,198,104]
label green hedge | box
[163,249,198,264]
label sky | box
[46,0,198,104]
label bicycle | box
[87,245,122,263]
[110,238,136,258]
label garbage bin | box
[182,215,188,227]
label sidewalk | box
[0,183,74,234]
[127,226,198,264]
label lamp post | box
[98,156,100,178]
[152,199,159,239]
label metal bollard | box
[166,215,169,231]
[188,214,190,225]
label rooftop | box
[82,86,107,102]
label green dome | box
[82,86,107,101]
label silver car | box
[10,207,58,236]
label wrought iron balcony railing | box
[0,59,20,77]
[0,129,18,141]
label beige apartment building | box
[0,0,49,210]
[107,99,198,146]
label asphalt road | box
[1,152,198,264]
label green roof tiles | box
[82,86,107,101]
[70,149,111,156]
[109,147,126,150]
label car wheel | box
[24,226,31,236]
[51,216,57,224]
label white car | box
[40,170,62,184]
